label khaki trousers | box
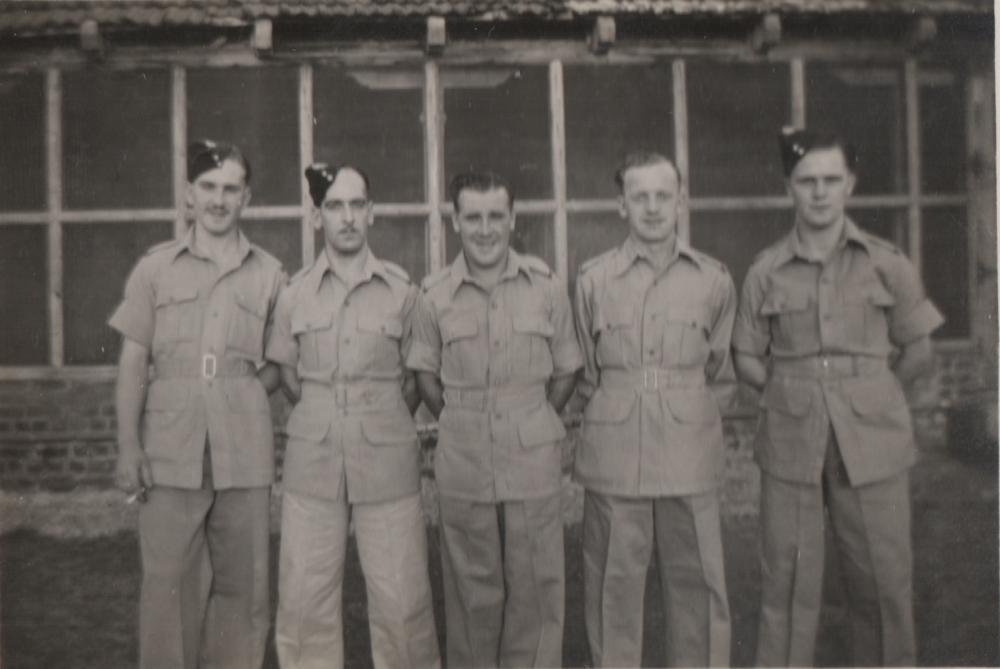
[583,490,731,667]
[756,436,916,666]
[137,484,271,669]
[438,493,565,668]
[275,491,440,669]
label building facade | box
[0,0,994,499]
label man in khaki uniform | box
[573,151,735,667]
[407,171,582,668]
[111,140,285,669]
[733,129,943,666]
[266,164,439,669]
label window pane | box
[188,67,300,206]
[922,207,969,338]
[565,65,674,199]
[64,222,173,365]
[920,69,967,193]
[0,225,48,364]
[846,207,908,250]
[63,69,172,209]
[567,212,629,295]
[690,211,789,290]
[688,62,789,197]
[313,216,428,284]
[241,219,303,275]
[0,73,45,211]
[445,67,552,200]
[444,215,555,273]
[314,68,424,203]
[806,63,907,195]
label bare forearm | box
[115,342,149,449]
[893,336,934,386]
[415,371,444,419]
[402,372,421,415]
[733,351,769,392]
[547,373,577,414]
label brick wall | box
[0,344,994,517]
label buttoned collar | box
[613,234,701,276]
[776,216,870,267]
[171,225,253,265]
[448,248,533,297]
[304,244,389,294]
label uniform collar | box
[613,234,701,276]
[171,225,253,264]
[776,216,869,267]
[305,244,388,294]
[448,248,532,297]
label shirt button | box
[344,299,351,307]
[212,311,219,318]
[822,313,832,320]
[344,338,351,344]
[494,412,502,420]
[491,302,498,310]
[494,341,500,348]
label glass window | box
[846,207,909,250]
[920,68,967,194]
[0,225,48,364]
[314,68,425,204]
[565,64,674,199]
[188,67,300,206]
[0,73,45,211]
[444,214,554,273]
[690,211,789,290]
[567,212,629,294]
[444,67,552,200]
[63,222,173,365]
[687,62,789,197]
[922,207,969,338]
[313,216,428,284]
[63,69,172,209]
[806,63,907,195]
[241,219,303,275]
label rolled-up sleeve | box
[731,266,771,356]
[405,291,442,374]
[264,283,299,368]
[886,253,945,345]
[108,258,156,348]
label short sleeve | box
[108,257,156,348]
[405,291,442,374]
[731,265,771,356]
[885,253,945,345]
[547,279,584,377]
[265,282,299,368]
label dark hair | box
[613,151,682,193]
[779,128,858,177]
[448,171,515,212]
[304,163,371,207]
[187,140,252,183]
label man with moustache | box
[266,163,439,669]
[573,151,735,667]
[110,140,285,669]
[407,171,582,668]
[733,129,943,666]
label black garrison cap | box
[304,163,371,207]
[779,126,858,177]
[187,139,252,183]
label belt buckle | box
[202,353,217,379]
[643,367,658,391]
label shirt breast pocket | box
[292,311,336,373]
[593,303,633,368]
[152,287,199,351]
[511,313,555,376]
[760,290,812,352]
[661,305,711,368]
[357,312,404,370]
[227,291,269,360]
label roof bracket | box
[426,16,447,55]
[590,16,616,54]
[79,19,104,59]
[906,16,937,52]
[253,19,273,55]
[750,13,781,54]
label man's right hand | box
[116,442,153,495]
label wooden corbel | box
[252,19,273,56]
[426,16,447,55]
[80,19,104,59]
[750,14,781,54]
[590,16,616,54]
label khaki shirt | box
[266,248,420,504]
[407,250,583,503]
[732,219,944,485]
[574,236,736,497]
[109,227,285,490]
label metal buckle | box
[202,353,217,379]
[643,367,658,391]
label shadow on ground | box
[2,448,997,668]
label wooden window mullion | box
[904,59,922,272]
[299,63,315,264]
[172,66,187,240]
[424,61,445,274]
[46,68,63,367]
[549,59,568,286]
[672,59,690,243]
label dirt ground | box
[2,446,997,668]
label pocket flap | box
[284,408,331,443]
[441,314,479,344]
[583,390,636,424]
[865,284,896,308]
[760,382,813,417]
[517,402,566,448]
[144,381,190,411]
[663,305,709,332]
[291,309,334,335]
[850,375,905,416]
[760,291,809,316]
[234,291,267,319]
[361,414,418,446]
[155,286,198,308]
[665,391,716,424]
[358,313,403,338]
[512,315,555,337]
